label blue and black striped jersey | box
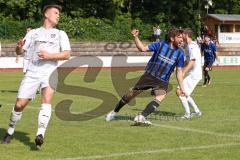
[201,42,216,62]
[145,41,184,82]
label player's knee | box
[15,101,26,111]
[123,88,138,103]
[154,89,166,101]
[155,94,166,102]
[122,91,134,103]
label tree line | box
[0,0,239,41]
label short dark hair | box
[42,4,62,14]
[204,34,210,38]
[183,28,193,39]
[26,26,33,29]
[167,28,184,42]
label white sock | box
[187,96,200,113]
[179,96,190,116]
[36,103,52,137]
[7,108,22,135]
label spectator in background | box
[152,26,157,41]
[16,26,33,74]
[155,26,161,42]
[152,26,161,42]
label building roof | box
[207,14,240,22]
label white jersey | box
[156,28,161,36]
[185,41,202,80]
[22,27,71,74]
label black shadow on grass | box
[0,90,18,93]
[113,115,135,121]
[109,115,152,127]
[131,109,177,117]
[152,110,177,117]
[130,123,152,127]
[0,128,39,151]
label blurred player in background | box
[201,35,217,87]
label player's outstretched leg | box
[203,67,211,87]
[35,134,44,147]
[106,89,142,121]
[35,103,52,146]
[2,99,28,144]
[187,96,202,117]
[207,75,211,85]
[179,96,191,119]
[203,70,208,87]
[176,89,191,119]
[134,99,161,125]
[106,96,127,121]
[134,90,166,125]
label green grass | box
[0,68,240,160]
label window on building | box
[220,24,233,32]
[235,25,240,32]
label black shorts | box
[203,61,214,70]
[155,35,160,39]
[133,73,168,95]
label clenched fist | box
[131,29,140,37]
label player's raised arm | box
[16,29,33,56]
[15,39,25,55]
[131,29,149,52]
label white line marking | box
[58,143,240,160]
[110,119,240,139]
[152,123,240,138]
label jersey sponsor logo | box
[204,49,212,53]
[158,54,175,65]
[51,34,56,38]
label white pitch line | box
[152,123,240,139]
[115,120,240,139]
[58,143,240,160]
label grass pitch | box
[0,68,240,160]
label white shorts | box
[23,59,30,73]
[17,71,57,99]
[178,76,201,96]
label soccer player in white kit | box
[2,4,71,146]
[176,28,202,119]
